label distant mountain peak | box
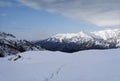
[91,29,120,40]
[36,29,120,53]
[0,32,16,39]
[49,31,93,43]
[47,29,120,42]
[0,32,42,57]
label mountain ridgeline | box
[1,29,120,57]
[0,32,42,57]
[36,29,120,53]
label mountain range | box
[0,32,42,57]
[36,29,120,53]
[1,29,120,57]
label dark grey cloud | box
[18,0,120,27]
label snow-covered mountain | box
[36,29,120,52]
[0,32,42,57]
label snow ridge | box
[0,32,42,57]
[91,29,120,40]
[51,29,120,41]
[50,31,93,42]
[37,29,120,52]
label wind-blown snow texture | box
[37,29,120,52]
[0,49,120,81]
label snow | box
[0,49,120,81]
[92,29,120,40]
[0,32,42,57]
[53,32,91,39]
[45,29,120,49]
[39,29,120,52]
[49,29,120,41]
[49,31,93,43]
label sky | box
[0,0,120,40]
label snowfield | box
[0,49,120,81]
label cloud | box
[0,1,13,7]
[18,0,120,27]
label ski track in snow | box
[43,65,65,81]
[0,49,120,81]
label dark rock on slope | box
[36,29,120,53]
[0,32,42,57]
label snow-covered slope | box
[92,29,120,40]
[48,29,120,42]
[0,32,42,57]
[49,31,93,43]
[0,49,120,81]
[36,29,120,52]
